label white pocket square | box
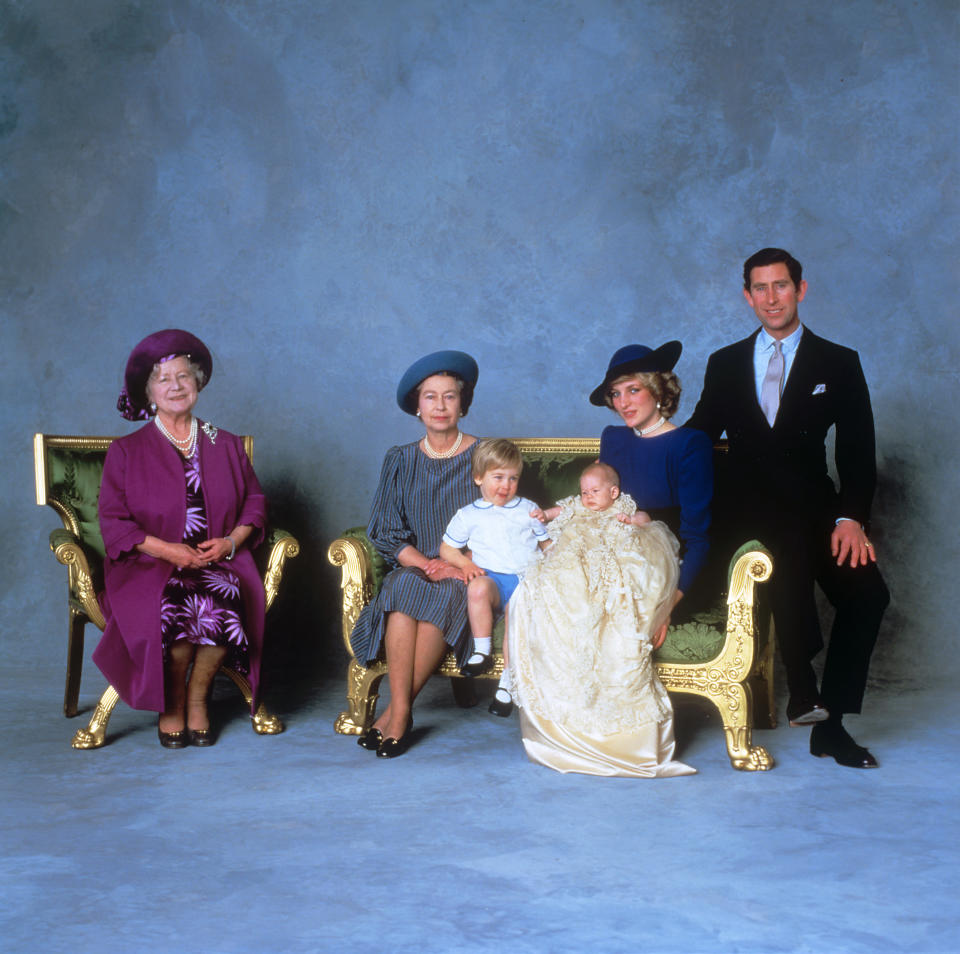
[812,384,826,395]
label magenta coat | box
[94,422,267,712]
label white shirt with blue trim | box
[442,496,547,575]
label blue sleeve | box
[675,430,713,594]
[366,446,414,565]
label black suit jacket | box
[687,327,877,530]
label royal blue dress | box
[599,425,712,597]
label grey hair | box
[145,356,207,402]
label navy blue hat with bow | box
[589,341,682,406]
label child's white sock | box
[467,637,492,664]
[497,666,513,697]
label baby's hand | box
[530,507,547,523]
[531,505,560,523]
[617,511,651,526]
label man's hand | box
[831,520,877,568]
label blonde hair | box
[604,371,681,419]
[581,461,620,488]
[472,438,524,480]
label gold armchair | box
[328,438,776,771]
[34,433,300,748]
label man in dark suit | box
[688,248,889,768]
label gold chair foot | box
[71,726,106,749]
[334,711,366,735]
[251,704,284,735]
[70,685,120,749]
[731,745,775,771]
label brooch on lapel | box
[202,422,219,445]
[812,384,826,395]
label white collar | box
[758,323,803,356]
[473,497,521,510]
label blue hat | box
[396,350,480,416]
[589,341,682,406]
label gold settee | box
[34,433,300,748]
[328,437,776,771]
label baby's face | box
[580,472,620,511]
[476,466,521,506]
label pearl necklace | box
[423,430,464,459]
[633,416,666,437]
[155,415,198,457]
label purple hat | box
[589,341,682,406]
[117,329,213,421]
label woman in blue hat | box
[591,341,713,619]
[505,342,712,776]
[350,350,480,757]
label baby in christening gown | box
[510,462,695,777]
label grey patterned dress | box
[350,440,478,666]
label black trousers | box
[755,519,890,714]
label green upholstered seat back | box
[516,446,597,510]
[42,443,110,559]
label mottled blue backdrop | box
[2,0,957,693]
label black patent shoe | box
[461,654,493,677]
[810,723,878,768]
[376,718,413,759]
[357,727,383,751]
[488,689,514,718]
[187,727,216,747]
[158,725,188,749]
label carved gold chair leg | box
[71,686,121,749]
[334,659,387,735]
[718,684,774,771]
[220,667,285,735]
[64,607,87,718]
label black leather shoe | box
[488,690,514,718]
[357,727,383,751]
[157,725,188,749]
[376,718,413,759]
[461,654,493,677]
[810,723,878,768]
[187,727,216,747]
[787,696,830,726]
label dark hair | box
[743,248,803,289]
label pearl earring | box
[416,409,421,417]
[149,402,157,414]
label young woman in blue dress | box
[591,342,713,632]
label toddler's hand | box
[462,563,486,582]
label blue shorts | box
[479,569,521,613]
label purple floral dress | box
[160,446,249,674]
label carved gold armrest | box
[327,535,374,655]
[712,543,773,681]
[261,529,301,613]
[49,528,105,630]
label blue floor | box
[2,657,958,954]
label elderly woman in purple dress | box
[95,329,267,748]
